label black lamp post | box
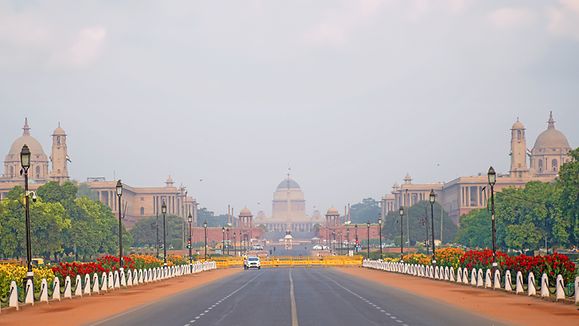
[233,232,237,256]
[429,189,436,266]
[116,180,123,270]
[155,213,159,258]
[20,145,33,284]
[338,231,342,255]
[188,212,193,268]
[331,230,336,254]
[203,220,208,260]
[345,221,351,253]
[378,217,383,260]
[488,166,497,277]
[161,200,167,267]
[222,226,225,255]
[366,221,370,259]
[399,207,404,262]
[355,224,358,252]
[226,225,230,256]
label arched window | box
[517,130,521,141]
[538,159,543,172]
[140,207,145,216]
[36,166,41,178]
[9,166,14,177]
[552,159,558,172]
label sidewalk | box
[0,268,240,326]
[336,267,578,326]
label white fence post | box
[127,270,133,286]
[555,275,565,301]
[516,271,524,294]
[575,276,578,304]
[457,267,462,283]
[494,269,501,290]
[120,269,126,287]
[52,277,61,301]
[39,279,49,303]
[540,273,549,298]
[505,270,512,292]
[74,275,83,297]
[84,274,91,295]
[484,269,492,288]
[9,281,19,310]
[92,273,100,294]
[107,271,114,290]
[101,273,108,292]
[25,279,34,305]
[64,276,72,299]
[113,271,120,289]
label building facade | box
[0,118,196,229]
[382,112,573,224]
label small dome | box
[53,123,66,136]
[276,177,300,190]
[511,118,525,130]
[533,112,570,150]
[239,207,253,217]
[326,207,339,216]
[5,118,48,163]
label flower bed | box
[0,264,55,294]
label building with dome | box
[382,112,574,224]
[0,119,196,229]
[257,176,319,234]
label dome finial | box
[548,111,555,129]
[23,117,30,136]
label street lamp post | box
[233,232,237,256]
[226,226,230,256]
[366,221,370,259]
[429,189,436,266]
[116,180,123,270]
[20,145,34,285]
[331,230,336,254]
[355,224,358,252]
[203,220,208,261]
[378,217,383,260]
[345,221,351,253]
[399,207,404,262]
[161,201,167,267]
[222,227,225,255]
[338,232,342,255]
[488,166,498,280]
[188,213,193,269]
[155,213,160,258]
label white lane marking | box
[322,274,410,326]
[183,271,263,326]
[289,270,299,326]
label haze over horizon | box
[1,0,578,215]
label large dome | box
[532,113,571,150]
[276,178,301,190]
[5,119,48,163]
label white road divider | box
[362,259,578,303]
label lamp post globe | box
[20,145,34,285]
[116,180,124,270]
[429,189,436,266]
[161,200,167,267]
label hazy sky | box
[1,0,577,216]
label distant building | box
[382,112,573,224]
[0,118,196,228]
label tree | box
[131,215,184,250]
[455,209,491,248]
[349,198,380,224]
[557,147,578,246]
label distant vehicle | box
[244,256,261,270]
[252,244,264,251]
[312,244,323,250]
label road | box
[92,268,502,326]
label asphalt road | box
[92,268,503,326]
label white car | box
[244,256,261,270]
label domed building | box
[2,118,50,181]
[529,112,572,176]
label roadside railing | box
[362,259,578,304]
[0,261,217,313]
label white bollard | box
[528,272,537,296]
[64,276,72,299]
[107,271,114,290]
[484,269,492,288]
[139,269,144,283]
[471,269,477,286]
[74,275,83,297]
[515,271,524,294]
[52,277,61,301]
[457,267,462,283]
[494,269,501,290]
[84,274,91,295]
[9,281,19,309]
[444,267,450,281]
[127,270,133,286]
[25,279,34,305]
[133,269,139,285]
[555,275,565,301]
[113,271,120,289]
[476,269,484,287]
[39,278,49,303]
[505,270,512,292]
[92,274,99,294]
[101,273,108,292]
[540,273,549,298]
[463,268,469,285]
[120,269,126,287]
[575,276,578,304]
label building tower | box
[49,123,70,183]
[529,112,572,176]
[509,118,529,178]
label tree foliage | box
[131,215,186,249]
